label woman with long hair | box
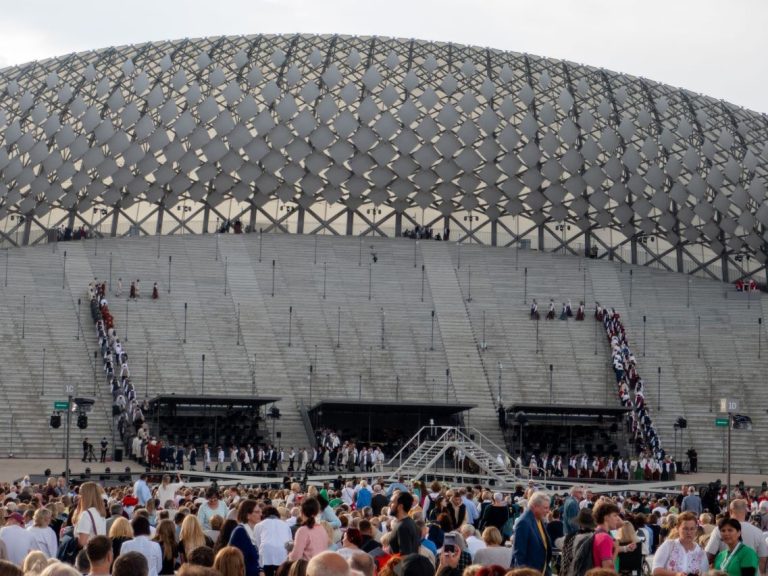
[108,517,134,559]
[179,514,211,563]
[214,546,246,576]
[228,500,261,576]
[73,482,107,547]
[288,498,328,561]
[152,519,178,575]
[213,519,237,553]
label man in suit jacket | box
[512,491,552,575]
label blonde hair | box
[33,508,52,528]
[22,550,49,574]
[39,563,82,576]
[108,517,134,540]
[74,482,106,523]
[481,526,503,546]
[617,521,638,545]
[180,514,207,555]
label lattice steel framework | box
[0,34,767,282]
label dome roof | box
[0,33,766,269]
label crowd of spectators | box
[0,471,763,576]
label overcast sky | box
[0,0,765,113]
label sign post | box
[720,398,738,508]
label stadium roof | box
[0,33,766,280]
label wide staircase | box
[387,426,520,487]
[0,233,764,474]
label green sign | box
[53,401,68,410]
[715,418,729,427]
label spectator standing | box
[511,491,552,575]
[152,519,178,576]
[228,500,261,576]
[388,492,420,555]
[592,499,633,571]
[712,518,759,576]
[0,512,34,566]
[681,487,703,515]
[651,511,708,576]
[197,488,229,531]
[705,499,768,572]
[473,527,513,567]
[74,482,108,548]
[119,517,162,576]
[27,509,57,558]
[563,486,583,536]
[134,474,152,507]
[288,498,329,562]
[252,506,292,576]
[85,535,114,576]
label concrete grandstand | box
[0,233,764,473]
[0,34,765,474]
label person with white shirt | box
[253,505,293,576]
[459,524,486,560]
[156,474,183,510]
[119,516,162,576]
[27,508,58,558]
[74,482,108,548]
[652,511,708,576]
[0,512,34,566]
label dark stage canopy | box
[308,399,475,448]
[147,395,282,448]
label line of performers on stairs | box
[530,299,585,321]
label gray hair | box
[570,486,584,496]
[529,491,550,508]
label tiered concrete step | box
[222,235,311,451]
[421,242,504,446]
[615,264,760,473]
[1,242,112,458]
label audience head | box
[307,551,351,576]
[397,554,435,576]
[113,551,149,576]
[131,515,151,537]
[21,551,47,575]
[38,564,81,576]
[187,545,216,567]
[288,559,309,576]
[85,535,112,566]
[348,552,375,576]
[213,546,246,576]
[109,516,134,539]
[481,526,502,546]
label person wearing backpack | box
[511,491,552,575]
[560,508,596,576]
[593,499,634,571]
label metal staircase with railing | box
[386,426,523,488]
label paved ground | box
[0,458,762,489]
